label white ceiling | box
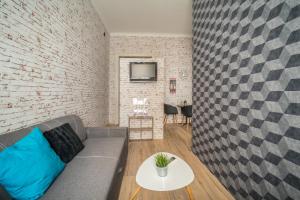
[90,0,193,36]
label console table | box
[128,115,154,140]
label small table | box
[128,115,154,140]
[130,152,195,200]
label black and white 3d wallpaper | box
[192,0,300,199]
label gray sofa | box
[0,115,128,200]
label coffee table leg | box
[185,185,194,200]
[130,186,141,200]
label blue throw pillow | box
[0,127,65,200]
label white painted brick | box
[109,36,192,124]
[119,58,164,139]
[0,0,109,135]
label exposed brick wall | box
[0,0,109,134]
[119,58,164,139]
[109,35,192,125]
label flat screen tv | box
[129,62,157,81]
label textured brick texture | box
[119,58,164,139]
[109,35,192,125]
[0,0,109,135]
[192,0,300,199]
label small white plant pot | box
[156,166,168,177]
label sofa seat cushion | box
[41,157,118,200]
[77,137,126,159]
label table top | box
[128,115,153,119]
[136,152,194,191]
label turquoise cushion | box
[0,127,65,200]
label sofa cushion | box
[43,123,84,163]
[77,137,126,159]
[0,128,65,200]
[41,157,118,200]
[0,115,87,151]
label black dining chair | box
[180,106,186,124]
[181,105,192,126]
[164,104,178,124]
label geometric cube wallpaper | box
[192,0,300,199]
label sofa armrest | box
[85,127,128,138]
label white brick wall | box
[119,58,164,139]
[0,0,109,134]
[109,35,192,125]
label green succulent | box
[154,153,171,168]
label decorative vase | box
[156,166,168,177]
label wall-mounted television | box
[129,62,157,81]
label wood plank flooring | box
[119,124,235,200]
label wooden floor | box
[119,124,235,200]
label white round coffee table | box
[130,152,195,200]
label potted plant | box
[154,153,174,177]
